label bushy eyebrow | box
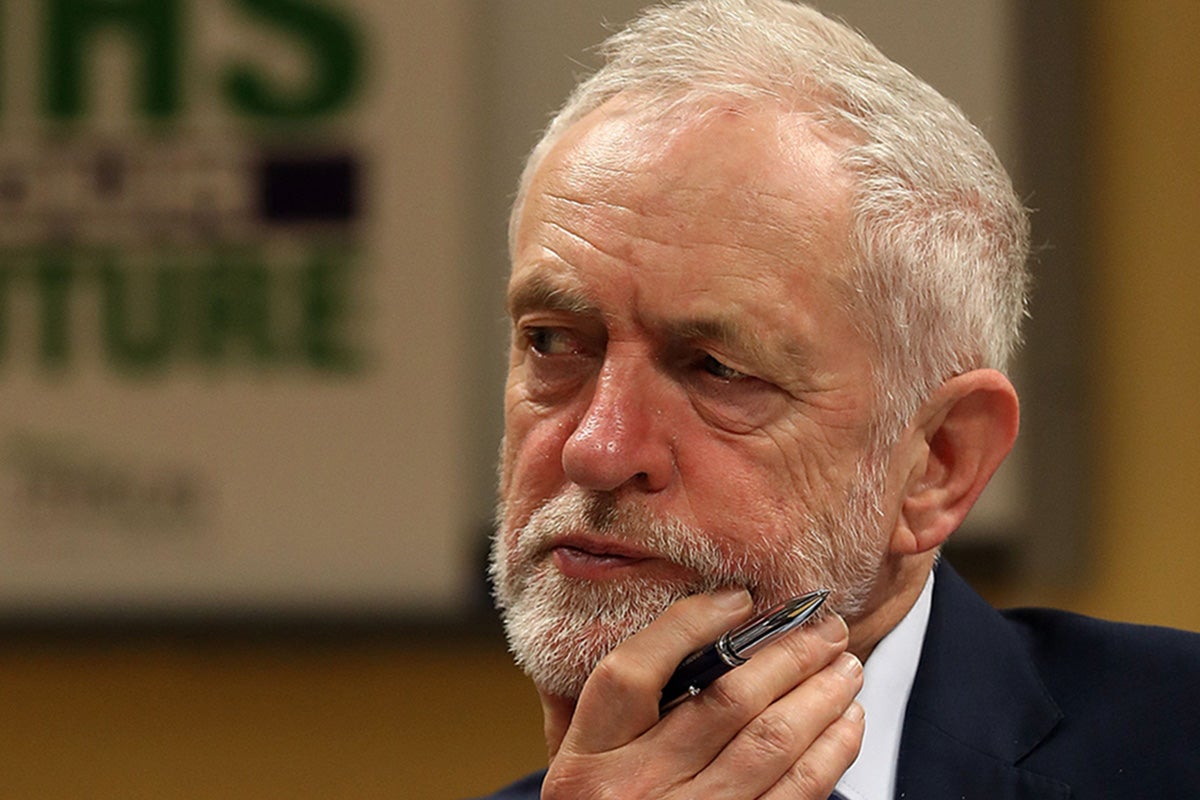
[661,316,817,381]
[507,273,596,320]
[507,272,817,383]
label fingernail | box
[814,612,848,643]
[835,651,862,678]
[711,588,752,611]
[843,701,865,723]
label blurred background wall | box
[2,1,1198,798]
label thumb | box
[539,693,576,760]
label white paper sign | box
[0,0,478,617]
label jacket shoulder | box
[1001,606,1200,690]
[1001,606,1200,791]
[901,564,1200,797]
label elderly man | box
[481,1,1200,798]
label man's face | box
[493,102,896,699]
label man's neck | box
[847,552,936,662]
[836,569,935,800]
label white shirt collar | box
[834,570,934,800]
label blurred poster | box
[0,0,477,618]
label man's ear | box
[892,369,1019,556]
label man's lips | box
[549,535,655,560]
[547,536,674,580]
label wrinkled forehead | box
[542,95,851,192]
[514,97,860,293]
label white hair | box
[509,0,1030,441]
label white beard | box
[490,457,889,700]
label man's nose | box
[561,359,675,493]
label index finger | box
[564,588,754,754]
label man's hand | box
[539,590,865,799]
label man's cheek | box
[499,470,549,547]
[509,418,575,489]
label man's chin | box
[499,579,686,700]
[510,617,646,700]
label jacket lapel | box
[893,563,1069,799]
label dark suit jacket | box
[475,562,1200,799]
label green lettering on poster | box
[197,253,279,364]
[0,250,364,373]
[300,251,359,372]
[100,258,182,372]
[34,253,75,366]
[44,0,183,119]
[225,0,362,118]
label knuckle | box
[740,712,797,759]
[786,669,846,718]
[588,649,656,699]
[773,642,823,684]
[697,677,749,716]
[817,669,856,704]
[777,628,831,669]
[778,760,825,799]
[807,659,860,710]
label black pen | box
[658,589,831,716]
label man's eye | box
[526,327,577,356]
[700,354,747,381]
